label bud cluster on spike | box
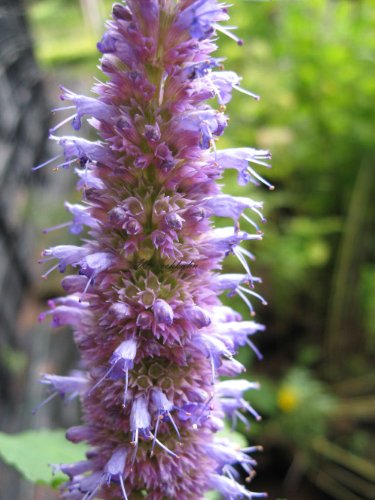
[36,1,272,498]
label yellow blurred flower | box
[277,386,299,412]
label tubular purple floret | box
[63,202,100,234]
[50,135,117,169]
[213,147,273,189]
[110,338,137,371]
[69,448,129,500]
[89,338,137,404]
[108,302,134,321]
[33,372,88,414]
[151,388,181,440]
[218,379,262,426]
[215,321,265,357]
[76,251,116,277]
[61,275,90,293]
[66,425,94,444]
[215,273,262,294]
[219,358,247,377]
[153,298,174,326]
[176,0,230,40]
[59,86,114,130]
[184,305,212,328]
[211,305,242,323]
[208,70,260,104]
[204,194,265,231]
[197,334,234,382]
[56,460,93,480]
[205,440,256,470]
[217,379,260,399]
[38,302,91,328]
[57,372,86,394]
[40,245,91,277]
[208,474,268,499]
[103,448,128,499]
[210,227,263,253]
[130,395,152,454]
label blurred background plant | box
[0,0,374,499]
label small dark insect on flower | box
[35,1,272,498]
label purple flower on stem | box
[36,1,273,498]
[33,371,88,414]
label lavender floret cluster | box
[36,1,272,498]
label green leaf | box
[205,491,220,499]
[217,421,248,449]
[0,429,87,487]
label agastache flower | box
[36,1,272,498]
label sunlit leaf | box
[0,429,87,487]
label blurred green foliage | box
[253,368,336,448]
[25,0,375,497]
[218,0,375,361]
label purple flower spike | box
[36,1,272,497]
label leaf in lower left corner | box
[0,429,87,487]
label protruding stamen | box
[241,212,260,233]
[51,105,76,113]
[223,464,236,481]
[32,153,62,171]
[213,23,243,45]
[196,396,213,426]
[233,247,254,286]
[49,113,76,133]
[119,475,128,500]
[239,246,256,261]
[54,158,78,170]
[246,338,263,360]
[149,432,179,458]
[167,411,181,440]
[42,222,71,234]
[88,364,115,395]
[79,275,94,303]
[130,429,139,465]
[233,85,259,101]
[131,428,139,448]
[238,285,268,306]
[123,369,129,407]
[151,415,162,455]
[32,391,58,414]
[234,410,250,429]
[243,445,264,455]
[247,167,274,190]
[250,206,266,223]
[237,288,255,316]
[41,263,60,280]
[243,401,262,422]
